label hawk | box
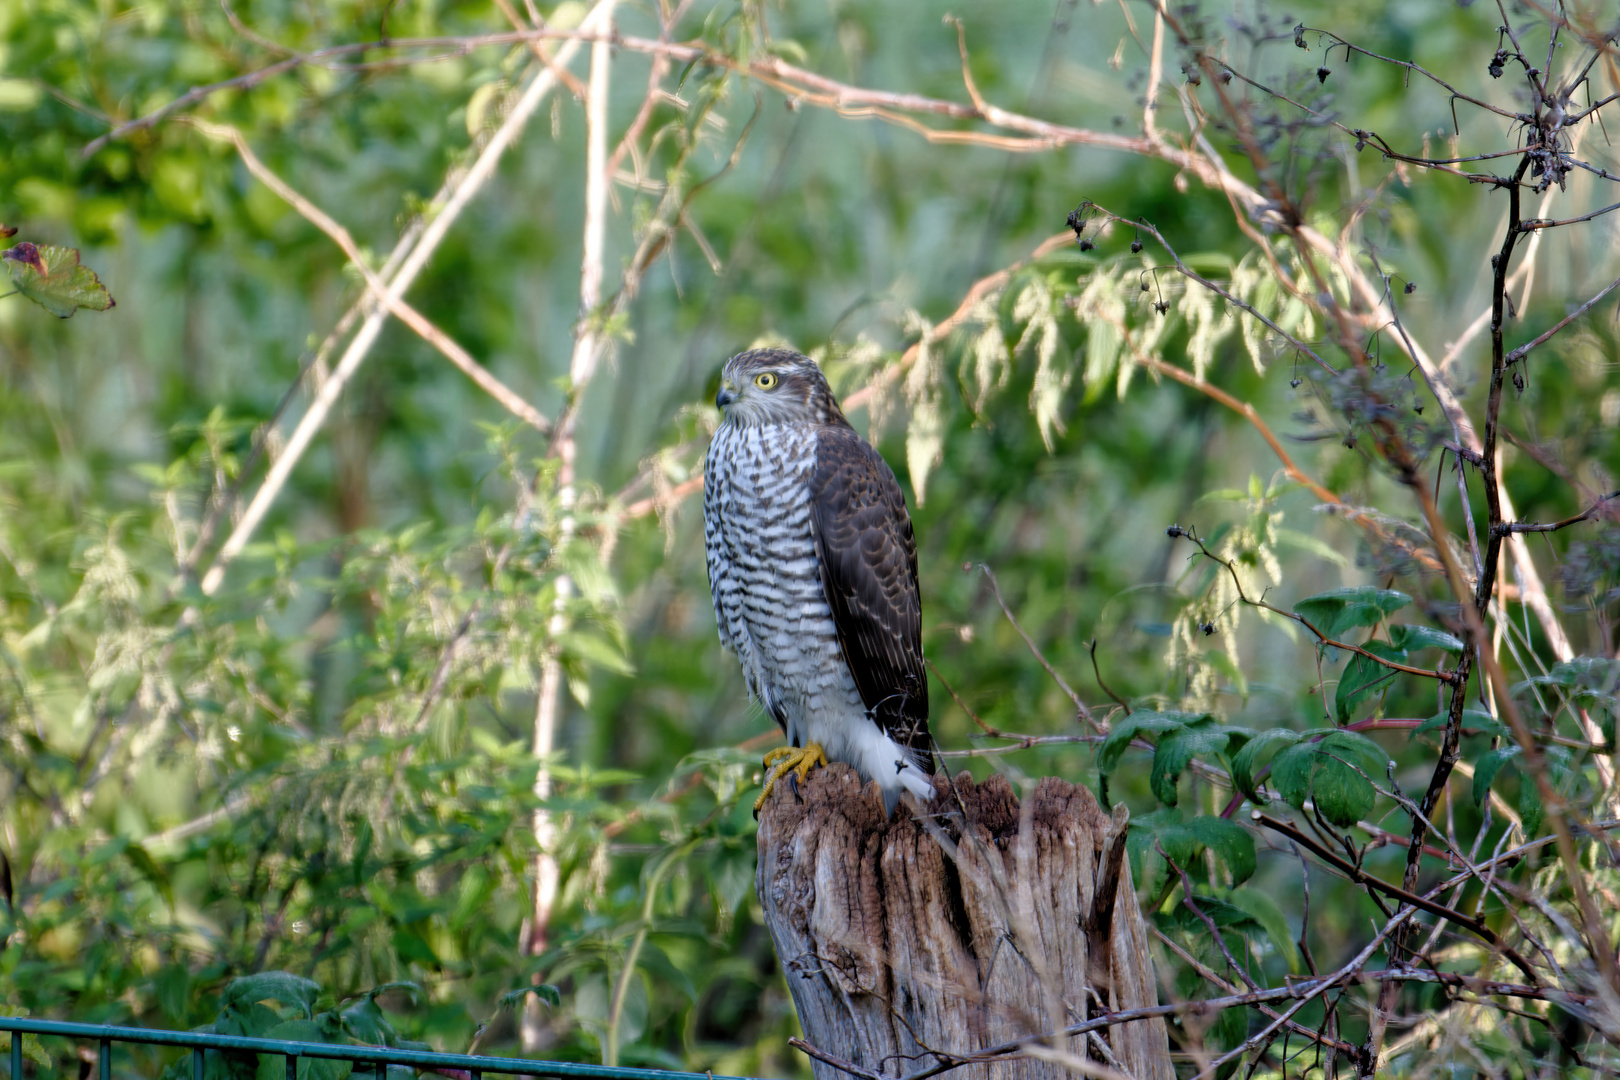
[703,347,935,814]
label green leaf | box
[1150,720,1229,806]
[2,242,116,317]
[1334,641,1407,722]
[1389,624,1464,653]
[1124,808,1183,899]
[1227,887,1300,972]
[1292,586,1411,640]
[1270,731,1388,827]
[1174,895,1260,932]
[0,1009,53,1068]
[222,972,322,1017]
[1096,710,1207,776]
[1472,746,1522,807]
[1177,816,1258,885]
[1514,657,1620,694]
[1519,772,1543,838]
[1229,727,1304,804]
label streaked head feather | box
[716,348,849,428]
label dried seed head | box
[1131,238,1143,253]
[1404,281,1417,294]
[1317,66,1331,83]
[1290,378,1302,388]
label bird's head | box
[715,348,849,428]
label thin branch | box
[1494,489,1620,534]
[1504,269,1620,364]
[1170,527,1457,684]
[193,12,607,597]
[191,120,551,435]
[977,564,1096,731]
[1253,813,1538,981]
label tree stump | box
[756,764,1173,1080]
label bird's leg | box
[753,742,829,814]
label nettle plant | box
[856,4,1620,1075]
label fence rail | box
[1,1017,760,1080]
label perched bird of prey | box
[704,348,935,814]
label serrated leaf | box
[1334,641,1407,722]
[1514,657,1620,694]
[222,972,322,1016]
[1150,721,1229,806]
[1389,624,1464,653]
[1271,731,1387,827]
[3,242,116,317]
[1293,586,1411,641]
[1096,710,1209,776]
[0,1010,52,1069]
[1230,727,1304,804]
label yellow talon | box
[753,742,830,813]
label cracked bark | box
[756,764,1173,1080]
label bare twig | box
[190,120,552,435]
[977,564,1096,731]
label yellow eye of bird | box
[754,372,778,389]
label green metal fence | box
[1,1018,759,1080]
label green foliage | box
[1,0,1618,1073]
[1292,586,1412,641]
[1144,814,1257,886]
[1334,641,1406,722]
[1,240,115,317]
[1229,729,1389,828]
[157,973,427,1080]
[0,1006,52,1068]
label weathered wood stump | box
[756,764,1173,1080]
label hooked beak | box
[716,382,738,409]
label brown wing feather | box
[809,426,934,769]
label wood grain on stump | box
[756,764,1172,1080]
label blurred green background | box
[2,0,1618,1075]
